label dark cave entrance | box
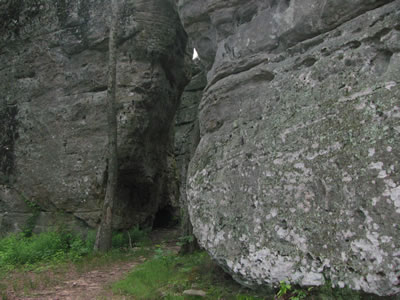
[152,205,178,229]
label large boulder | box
[180,0,400,296]
[0,0,188,234]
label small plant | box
[176,235,195,247]
[277,280,291,298]
[154,246,164,258]
[276,281,312,300]
[20,194,41,237]
[291,288,311,300]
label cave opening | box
[152,205,178,229]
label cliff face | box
[0,0,188,233]
[179,0,400,296]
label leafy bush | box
[0,225,151,272]
[0,230,95,270]
[84,230,96,250]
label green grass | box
[0,226,150,274]
[112,250,269,300]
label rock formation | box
[1,0,400,296]
[0,0,188,233]
[179,0,400,296]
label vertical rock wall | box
[0,0,188,233]
[179,0,400,296]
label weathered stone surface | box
[180,0,400,296]
[0,0,188,234]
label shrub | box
[0,230,94,270]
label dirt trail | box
[8,228,180,300]
[27,260,141,300]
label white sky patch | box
[192,48,199,60]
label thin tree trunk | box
[179,154,199,254]
[94,0,119,252]
[127,230,133,250]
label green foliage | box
[318,281,361,300]
[112,226,150,249]
[0,230,95,272]
[84,230,97,250]
[277,280,291,298]
[290,288,310,300]
[22,211,40,238]
[19,193,41,238]
[0,225,150,275]
[22,197,40,211]
[276,281,312,300]
[176,234,194,247]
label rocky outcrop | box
[179,0,400,296]
[0,0,188,234]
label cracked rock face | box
[180,0,400,296]
[0,0,187,233]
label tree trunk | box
[179,149,199,254]
[94,0,119,252]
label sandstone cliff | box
[0,0,188,233]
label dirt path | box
[7,228,180,300]
[27,259,142,300]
